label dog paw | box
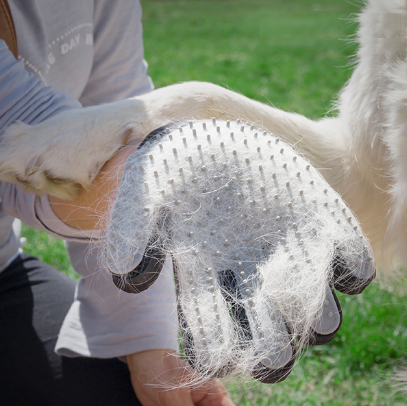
[0,105,136,199]
[0,122,79,198]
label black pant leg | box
[0,253,141,406]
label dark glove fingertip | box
[251,351,296,384]
[112,243,165,294]
[333,258,376,295]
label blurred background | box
[22,1,407,405]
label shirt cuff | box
[35,193,103,241]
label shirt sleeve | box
[0,40,81,133]
[55,242,179,358]
[78,0,153,106]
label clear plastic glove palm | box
[102,119,375,384]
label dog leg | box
[0,80,346,200]
[336,0,407,272]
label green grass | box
[225,283,407,405]
[21,226,79,280]
[21,0,407,404]
[142,0,360,119]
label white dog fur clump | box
[101,118,375,381]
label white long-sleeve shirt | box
[0,0,179,358]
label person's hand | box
[127,349,235,406]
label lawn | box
[21,0,407,404]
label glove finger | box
[176,299,235,379]
[174,262,237,379]
[111,234,166,294]
[105,124,179,285]
[176,264,296,383]
[333,244,376,295]
[218,269,295,384]
[308,286,342,345]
